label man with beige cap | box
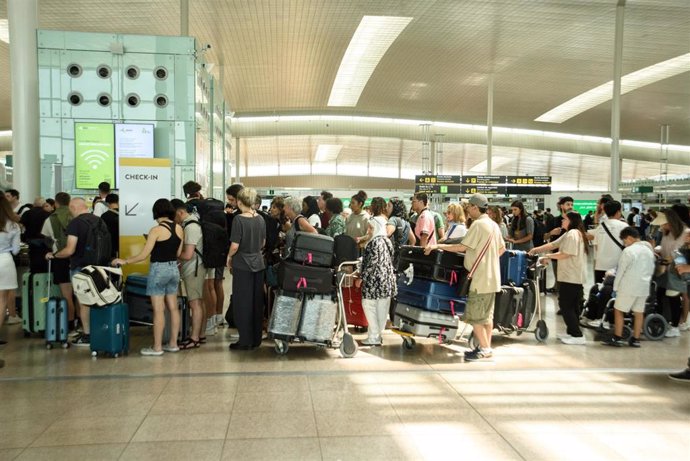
[425,193,505,361]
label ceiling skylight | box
[0,19,9,44]
[469,156,513,173]
[328,15,413,107]
[535,52,690,123]
[314,144,343,162]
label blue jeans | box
[147,261,180,296]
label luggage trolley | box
[464,256,549,348]
[270,260,359,358]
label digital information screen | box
[74,122,115,190]
[115,123,155,187]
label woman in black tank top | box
[112,199,184,356]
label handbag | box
[458,234,493,297]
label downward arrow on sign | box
[125,203,139,216]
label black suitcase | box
[494,286,523,329]
[397,246,465,283]
[519,280,537,328]
[278,261,334,294]
[163,296,191,343]
[290,232,335,267]
[124,275,153,324]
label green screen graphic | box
[75,122,115,189]
[572,200,598,217]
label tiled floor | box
[1,270,690,460]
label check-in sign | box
[119,158,172,275]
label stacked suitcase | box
[270,232,338,344]
[496,250,537,331]
[393,246,466,342]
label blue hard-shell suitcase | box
[396,277,466,314]
[500,250,528,286]
[90,303,129,358]
[45,298,69,348]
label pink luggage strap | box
[438,327,445,344]
[296,277,307,289]
[449,270,458,286]
[449,300,456,317]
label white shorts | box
[0,253,18,290]
[614,294,646,314]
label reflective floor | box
[1,270,689,460]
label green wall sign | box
[75,122,115,189]
[572,200,598,216]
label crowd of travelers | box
[0,184,689,381]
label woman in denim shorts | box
[113,199,183,356]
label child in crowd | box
[602,227,656,347]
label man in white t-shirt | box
[591,200,628,284]
[426,193,505,361]
[92,182,111,217]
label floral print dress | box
[361,235,397,300]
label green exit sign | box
[632,186,653,193]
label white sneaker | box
[586,320,601,328]
[557,334,572,340]
[205,318,217,336]
[5,315,21,325]
[560,335,586,345]
[140,347,164,356]
[601,321,610,330]
[215,314,225,327]
[665,327,681,338]
[678,322,690,332]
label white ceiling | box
[0,0,688,188]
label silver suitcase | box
[394,302,459,341]
[298,293,337,343]
[268,291,303,338]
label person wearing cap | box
[425,193,505,361]
[411,192,437,247]
[652,209,690,338]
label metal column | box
[610,1,626,193]
[8,0,39,200]
[486,74,494,175]
[235,136,241,183]
[180,0,189,36]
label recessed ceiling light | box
[315,144,343,162]
[536,52,690,123]
[328,15,413,107]
[0,19,9,44]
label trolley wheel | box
[468,332,479,350]
[46,342,52,350]
[91,351,97,357]
[535,320,549,342]
[274,339,289,356]
[61,342,70,349]
[621,325,632,341]
[402,337,416,350]
[339,335,358,358]
[643,313,667,341]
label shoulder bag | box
[601,222,625,251]
[458,234,493,297]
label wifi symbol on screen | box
[81,149,109,170]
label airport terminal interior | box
[1,1,690,460]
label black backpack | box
[257,210,279,255]
[187,197,225,220]
[184,219,228,270]
[333,234,359,267]
[80,215,112,266]
[390,217,410,268]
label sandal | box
[179,338,201,350]
[199,336,207,344]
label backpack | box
[257,210,279,255]
[72,265,123,307]
[184,219,228,270]
[79,215,112,266]
[187,197,225,221]
[49,209,71,251]
[17,203,32,216]
[390,217,410,267]
[333,234,359,267]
